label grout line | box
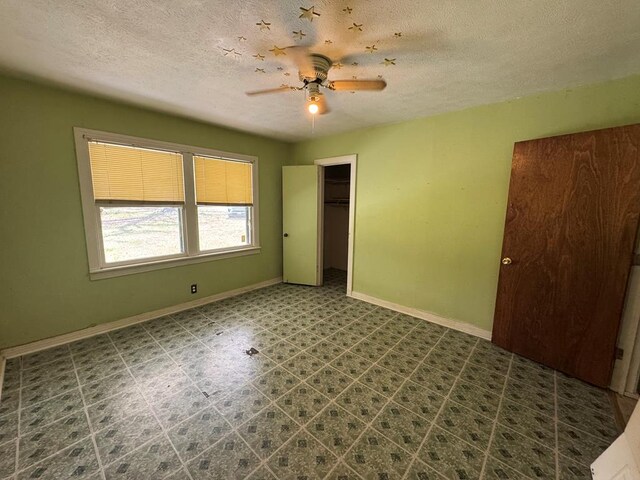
[555,416,617,443]
[104,334,196,480]
[505,366,609,471]
[96,432,170,469]
[11,347,104,479]
[115,289,331,477]
[492,376,554,416]
[11,435,94,477]
[14,396,87,438]
[166,280,362,475]
[312,321,457,479]
[136,317,264,477]
[398,335,482,480]
[162,278,363,475]
[554,386,618,421]
[250,311,406,478]
[68,346,107,480]
[478,351,514,478]
[19,350,71,372]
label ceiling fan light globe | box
[308,102,319,114]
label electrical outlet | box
[190,284,197,294]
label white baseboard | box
[349,290,493,341]
[0,277,282,360]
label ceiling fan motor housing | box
[300,54,332,84]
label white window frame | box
[74,127,260,280]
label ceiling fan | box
[246,47,387,115]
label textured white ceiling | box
[1,1,639,141]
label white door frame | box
[314,155,357,295]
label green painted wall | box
[3,73,640,349]
[0,75,290,349]
[291,75,640,333]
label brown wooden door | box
[492,124,640,387]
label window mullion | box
[182,152,199,255]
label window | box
[194,155,253,252]
[74,128,259,279]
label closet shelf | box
[325,200,350,206]
[325,179,350,184]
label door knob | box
[502,257,512,265]
[283,233,289,237]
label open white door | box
[282,165,321,286]
[592,402,640,479]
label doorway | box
[316,155,356,295]
[322,164,350,287]
[281,156,356,292]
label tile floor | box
[0,270,620,479]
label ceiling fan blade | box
[286,46,315,78]
[317,94,330,115]
[246,86,292,96]
[328,79,387,91]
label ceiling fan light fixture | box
[307,99,319,114]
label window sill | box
[89,246,261,280]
